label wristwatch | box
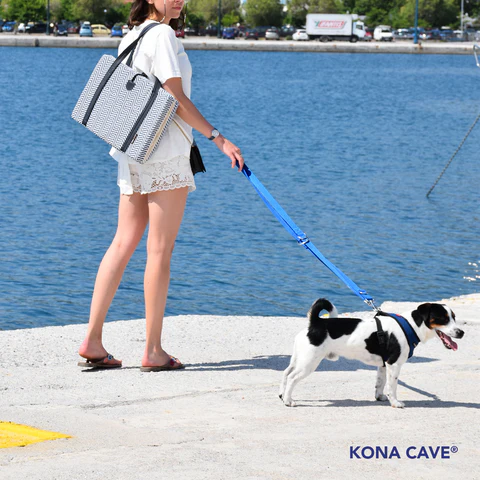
[208,128,220,141]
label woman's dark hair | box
[128,0,185,31]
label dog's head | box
[412,303,464,350]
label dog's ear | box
[428,304,451,326]
[412,303,432,328]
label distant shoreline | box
[0,33,478,55]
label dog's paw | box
[283,399,296,407]
[390,400,405,408]
[376,394,388,402]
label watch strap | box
[208,128,219,141]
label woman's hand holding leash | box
[214,135,244,171]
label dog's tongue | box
[438,331,458,351]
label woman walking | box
[78,0,244,371]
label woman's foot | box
[78,354,122,369]
[141,349,184,370]
[78,339,122,367]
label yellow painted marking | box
[0,421,71,448]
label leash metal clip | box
[365,298,380,312]
[297,235,310,246]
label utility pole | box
[46,0,50,35]
[217,0,222,38]
[413,0,419,44]
[461,0,464,40]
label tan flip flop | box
[140,356,185,372]
[78,353,122,369]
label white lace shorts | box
[117,155,196,195]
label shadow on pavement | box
[188,355,438,372]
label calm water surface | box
[0,47,479,330]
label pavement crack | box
[81,383,277,410]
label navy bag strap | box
[81,21,161,127]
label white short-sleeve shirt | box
[109,20,193,165]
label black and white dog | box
[279,298,464,408]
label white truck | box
[306,14,366,43]
[373,25,393,41]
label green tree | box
[285,0,308,27]
[188,0,240,24]
[245,0,283,27]
[55,0,76,21]
[354,0,402,26]
[308,0,342,14]
[222,11,240,26]
[185,11,206,30]
[398,0,458,28]
[71,0,125,23]
[6,0,46,22]
[106,1,131,25]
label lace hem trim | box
[118,154,196,195]
[130,181,195,193]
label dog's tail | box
[308,298,339,325]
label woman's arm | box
[162,77,244,171]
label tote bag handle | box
[81,22,162,127]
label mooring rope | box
[426,110,480,198]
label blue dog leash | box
[239,163,378,311]
[239,162,424,360]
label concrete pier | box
[0,33,478,54]
[0,294,479,479]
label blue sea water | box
[0,46,479,330]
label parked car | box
[175,28,185,38]
[420,29,441,41]
[54,24,68,36]
[91,24,110,36]
[18,23,26,33]
[265,27,280,40]
[0,21,5,33]
[408,27,425,39]
[237,26,247,37]
[245,28,259,40]
[110,24,123,37]
[363,30,373,41]
[255,26,269,38]
[439,28,454,41]
[374,25,393,41]
[79,23,93,37]
[393,28,411,39]
[2,21,17,33]
[292,29,309,41]
[26,23,48,34]
[222,27,236,39]
[67,22,80,34]
[184,26,197,36]
[280,25,296,38]
[200,24,217,36]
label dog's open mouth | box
[436,330,458,350]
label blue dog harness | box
[374,311,420,364]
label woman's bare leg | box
[142,187,188,368]
[79,192,149,361]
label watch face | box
[212,129,219,138]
